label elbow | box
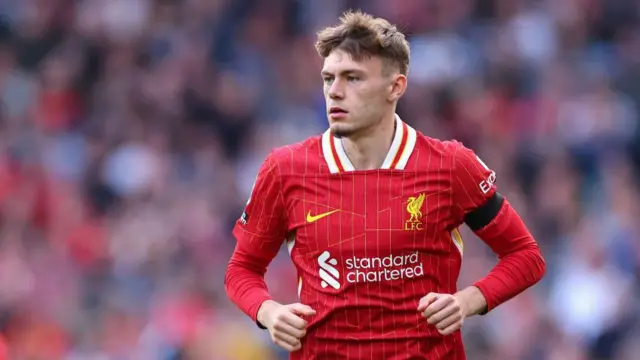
[224,256,247,298]
[518,242,546,287]
[223,260,236,298]
[224,253,267,297]
[502,241,547,287]
[531,243,546,284]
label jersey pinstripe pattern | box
[231,115,500,359]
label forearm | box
[224,250,274,322]
[470,199,546,312]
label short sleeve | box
[450,143,497,222]
[233,152,288,251]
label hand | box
[417,293,467,336]
[257,300,316,352]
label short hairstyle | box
[315,10,410,76]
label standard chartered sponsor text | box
[344,251,424,283]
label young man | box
[225,10,545,360]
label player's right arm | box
[224,151,315,352]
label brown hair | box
[315,10,410,76]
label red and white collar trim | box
[321,114,417,173]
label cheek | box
[359,88,385,109]
[355,85,376,100]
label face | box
[321,49,406,138]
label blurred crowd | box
[0,0,637,359]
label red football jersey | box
[229,115,499,359]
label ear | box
[388,74,407,102]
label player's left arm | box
[453,144,546,312]
[419,143,546,335]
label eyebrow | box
[321,69,365,77]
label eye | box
[323,76,334,85]
[347,75,359,82]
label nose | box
[328,79,344,100]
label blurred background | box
[0,0,637,359]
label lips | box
[329,107,347,114]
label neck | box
[341,113,396,170]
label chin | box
[330,125,355,139]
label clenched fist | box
[418,293,467,336]
[257,300,316,352]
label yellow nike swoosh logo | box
[306,209,340,223]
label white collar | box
[321,114,417,173]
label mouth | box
[329,107,348,115]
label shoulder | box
[417,134,462,153]
[417,131,485,157]
[410,132,490,180]
[264,135,325,175]
[410,131,467,165]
